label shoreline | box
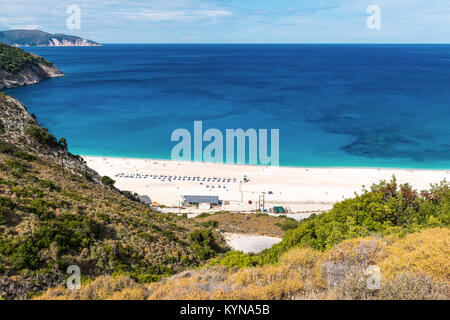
[80,154,450,172]
[82,155,450,214]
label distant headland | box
[0,29,101,47]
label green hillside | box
[0,43,53,73]
[0,94,226,299]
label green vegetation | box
[0,140,36,161]
[188,229,223,260]
[100,175,115,187]
[214,177,450,267]
[0,42,52,73]
[199,220,218,228]
[275,217,299,232]
[0,132,226,299]
[24,125,60,149]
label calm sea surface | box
[5,44,450,168]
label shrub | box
[0,197,15,225]
[24,125,59,148]
[9,238,40,270]
[0,196,15,209]
[319,237,386,289]
[3,159,31,177]
[210,251,261,268]
[0,208,7,225]
[38,179,60,192]
[378,273,449,300]
[101,176,115,187]
[0,140,36,161]
[199,220,218,228]
[26,198,56,220]
[188,229,222,260]
[276,218,299,232]
[195,212,210,219]
[30,213,102,258]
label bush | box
[24,125,59,148]
[101,176,115,187]
[319,237,386,289]
[378,273,449,300]
[195,212,210,219]
[276,218,299,232]
[38,179,60,192]
[9,239,40,270]
[26,198,56,220]
[188,229,221,260]
[210,250,261,268]
[0,208,7,225]
[0,196,15,225]
[199,220,219,228]
[0,196,15,209]
[0,140,36,161]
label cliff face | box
[0,93,99,180]
[0,30,101,47]
[46,38,98,47]
[0,43,65,90]
[0,62,64,90]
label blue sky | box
[1,0,449,43]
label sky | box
[0,0,449,43]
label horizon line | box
[50,42,450,45]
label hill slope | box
[0,93,227,299]
[37,228,450,300]
[0,30,100,47]
[0,43,64,89]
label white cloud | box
[197,10,232,17]
[124,9,232,22]
[9,24,43,30]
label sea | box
[5,44,450,169]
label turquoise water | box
[5,44,450,169]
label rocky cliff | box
[0,93,99,180]
[0,43,64,90]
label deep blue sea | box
[5,44,450,168]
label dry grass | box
[36,276,152,300]
[36,228,450,300]
[380,228,450,282]
[195,212,291,237]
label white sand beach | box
[83,156,450,214]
